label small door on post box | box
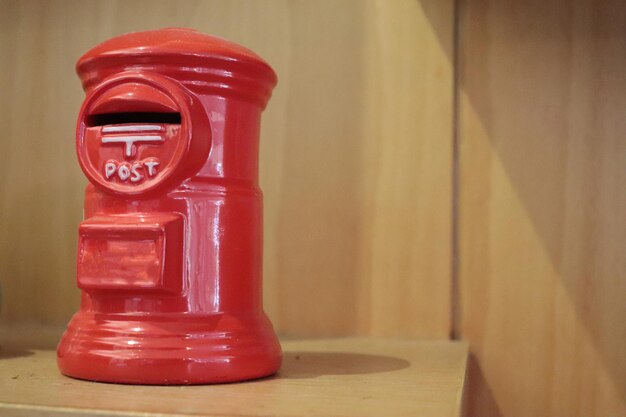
[77,213,184,293]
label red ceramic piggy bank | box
[57,28,281,384]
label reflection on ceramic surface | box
[57,28,281,385]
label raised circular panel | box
[76,72,211,197]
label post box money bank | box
[57,28,281,384]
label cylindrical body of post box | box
[57,28,281,384]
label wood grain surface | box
[0,0,454,338]
[458,0,626,415]
[2,1,624,417]
[0,338,469,417]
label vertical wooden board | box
[0,0,86,324]
[359,0,454,338]
[458,0,626,416]
[271,0,453,337]
[0,0,454,339]
[266,1,370,336]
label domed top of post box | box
[77,28,277,108]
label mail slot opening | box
[87,112,181,126]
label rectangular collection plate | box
[77,213,183,293]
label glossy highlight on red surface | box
[57,28,281,385]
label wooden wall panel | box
[360,0,453,338]
[458,0,626,416]
[0,0,454,338]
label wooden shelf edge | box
[0,324,468,417]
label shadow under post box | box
[0,348,33,360]
[278,351,410,379]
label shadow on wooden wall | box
[457,0,625,415]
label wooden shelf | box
[0,336,467,417]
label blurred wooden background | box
[0,1,623,416]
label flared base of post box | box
[56,312,281,385]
